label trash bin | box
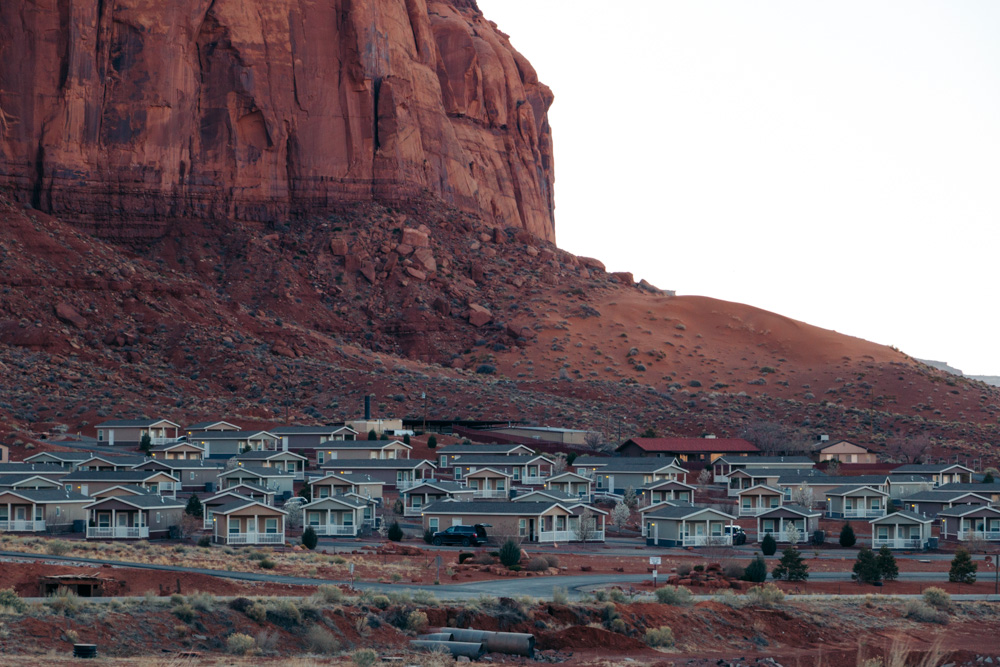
[72,519,86,533]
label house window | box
[0,508,7,521]
[439,456,446,467]
[318,486,330,499]
[762,519,775,533]
[454,468,463,481]
[317,451,325,465]
[265,518,278,533]
[877,526,889,540]
[308,512,321,526]
[343,514,354,527]
[156,512,161,523]
[412,496,422,509]
[871,498,881,510]
[229,518,240,533]
[428,518,439,532]
[991,519,1000,532]
[55,507,61,517]
[497,480,506,492]
[769,497,780,508]
[98,513,111,528]
[513,469,521,480]
[741,498,751,509]
[519,519,527,536]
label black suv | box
[431,524,489,546]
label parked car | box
[431,524,489,547]
[283,496,308,508]
[724,524,747,545]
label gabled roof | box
[270,425,358,436]
[309,472,383,486]
[63,470,178,482]
[203,491,256,505]
[736,484,783,495]
[190,430,278,441]
[449,455,553,466]
[235,450,308,461]
[756,504,821,518]
[218,466,293,478]
[79,454,149,467]
[580,459,686,474]
[776,474,840,485]
[421,501,570,516]
[939,504,1000,518]
[149,442,204,452]
[826,485,889,497]
[136,459,225,471]
[403,480,470,494]
[870,510,933,524]
[224,482,274,495]
[185,421,240,431]
[0,474,64,488]
[644,479,697,491]
[545,472,592,484]
[733,467,819,479]
[642,504,736,521]
[572,456,612,468]
[618,437,757,454]
[25,452,96,463]
[639,499,694,514]
[85,495,185,509]
[0,488,90,503]
[936,483,1000,493]
[463,467,513,478]
[514,489,577,502]
[719,456,814,466]
[437,444,534,455]
[903,490,991,503]
[321,459,436,470]
[314,441,410,450]
[91,485,159,497]
[302,495,369,509]
[0,463,68,474]
[892,463,974,474]
[212,498,288,516]
[812,439,871,453]
[96,419,180,428]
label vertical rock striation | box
[0,0,555,240]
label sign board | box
[349,562,355,574]
[649,556,661,566]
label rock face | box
[0,0,555,241]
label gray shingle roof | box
[827,485,888,496]
[777,474,839,484]
[25,452,96,462]
[904,490,989,502]
[189,431,277,440]
[936,483,1000,493]
[218,466,293,478]
[270,425,357,435]
[757,504,821,517]
[0,474,64,486]
[213,499,286,515]
[63,470,176,482]
[184,421,239,430]
[437,445,530,454]
[514,490,576,501]
[97,419,178,428]
[939,504,1000,517]
[220,482,273,495]
[892,464,972,474]
[421,501,560,515]
[321,459,435,470]
[235,451,307,461]
[86,495,185,509]
[310,472,382,485]
[722,456,814,465]
[642,505,735,520]
[871,510,933,523]
[138,459,225,470]
[0,463,68,474]
[405,480,469,493]
[0,489,90,502]
[449,455,550,466]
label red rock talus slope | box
[0,0,554,241]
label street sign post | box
[435,555,443,584]
[649,556,661,586]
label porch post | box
[111,509,116,535]
[681,519,686,545]
[32,503,38,528]
[327,509,331,531]
[6,503,10,527]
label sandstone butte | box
[0,0,555,242]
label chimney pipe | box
[364,396,371,421]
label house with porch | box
[713,456,814,483]
[401,481,474,517]
[312,440,410,465]
[884,474,935,500]
[736,485,784,517]
[891,464,974,486]
[77,454,149,471]
[270,425,358,454]
[544,472,594,501]
[643,479,696,506]
[211,483,275,505]
[183,421,241,438]
[235,451,309,481]
[133,459,226,493]
[825,485,889,519]
[0,489,90,532]
[775,474,843,505]
[192,431,280,459]
[307,473,384,502]
[939,505,1000,542]
[901,490,991,517]
[643,506,737,547]
[421,501,605,544]
[869,512,934,549]
[812,440,877,464]
[756,505,821,543]
[95,419,181,447]
[448,455,554,486]
[62,470,180,498]
[148,441,205,460]
[462,467,513,499]
[211,498,287,545]
[617,437,758,462]
[436,444,535,469]
[302,495,374,536]
[24,452,98,470]
[320,459,436,491]
[216,466,295,496]
[90,485,159,499]
[936,482,1000,504]
[84,495,185,539]
[576,459,687,496]
[0,474,66,491]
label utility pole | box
[422,392,427,435]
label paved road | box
[0,550,975,602]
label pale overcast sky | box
[478,1,1000,376]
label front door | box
[117,513,129,527]
[15,507,25,521]
[528,518,536,542]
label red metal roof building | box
[616,437,758,462]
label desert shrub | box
[654,585,692,606]
[197,536,212,548]
[269,600,302,626]
[903,600,949,624]
[187,592,215,611]
[723,561,745,579]
[172,603,196,623]
[228,597,252,613]
[46,541,71,556]
[471,552,494,565]
[713,589,744,608]
[527,556,550,572]
[353,648,378,667]
[499,539,521,568]
[644,626,675,647]
[45,588,81,616]
[387,522,404,542]
[412,589,439,607]
[743,555,768,583]
[552,586,568,604]
[746,583,784,608]
[676,563,692,577]
[693,564,705,572]
[0,588,27,613]
[65,629,80,643]
[608,588,627,603]
[371,595,390,610]
[306,624,341,654]
[254,629,279,652]
[301,526,318,550]
[259,558,276,570]
[922,587,953,611]
[761,533,777,556]
[424,529,435,545]
[406,610,429,633]
[316,585,344,604]
[590,590,608,602]
[610,617,627,633]
[245,602,268,623]
[226,633,257,655]
[543,554,560,568]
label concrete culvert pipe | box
[410,640,486,659]
[418,633,455,642]
[439,628,536,656]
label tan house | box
[96,419,181,447]
[825,485,888,519]
[211,498,287,545]
[0,489,89,532]
[308,473,384,502]
[201,490,276,529]
[302,495,374,536]
[448,455,554,486]
[208,483,275,506]
[544,472,593,500]
[813,440,877,464]
[90,485,160,499]
[62,470,180,498]
[148,441,205,460]
[756,505,821,544]
[314,440,411,465]
[77,454,149,471]
[643,479,696,506]
[401,480,474,517]
[0,474,66,491]
[84,495,185,539]
[235,451,309,480]
[421,500,606,544]
[736,485,784,517]
[216,466,295,495]
[463,467,513,499]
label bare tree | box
[623,486,638,510]
[825,459,841,476]
[740,421,811,456]
[784,523,802,545]
[791,486,815,509]
[697,468,713,487]
[575,507,597,542]
[551,455,568,475]
[224,456,239,471]
[285,504,303,530]
[886,434,933,464]
[584,431,613,454]
[610,501,630,533]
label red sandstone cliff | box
[0,0,555,240]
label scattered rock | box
[467,304,492,327]
[54,302,86,329]
[401,228,430,248]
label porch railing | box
[682,534,732,547]
[538,529,605,542]
[843,509,884,518]
[225,532,284,544]
[310,524,357,536]
[521,476,546,486]
[0,520,45,531]
[759,531,807,543]
[872,537,922,549]
[86,526,149,539]
[471,489,508,499]
[958,530,1000,541]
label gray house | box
[191,431,280,459]
[939,505,1000,543]
[870,511,934,549]
[217,466,295,496]
[643,506,736,547]
[756,504,821,543]
[825,485,888,519]
[902,490,991,517]
[573,459,686,495]
[270,425,358,456]
[891,464,974,486]
[0,488,90,532]
[133,459,225,493]
[95,419,180,447]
